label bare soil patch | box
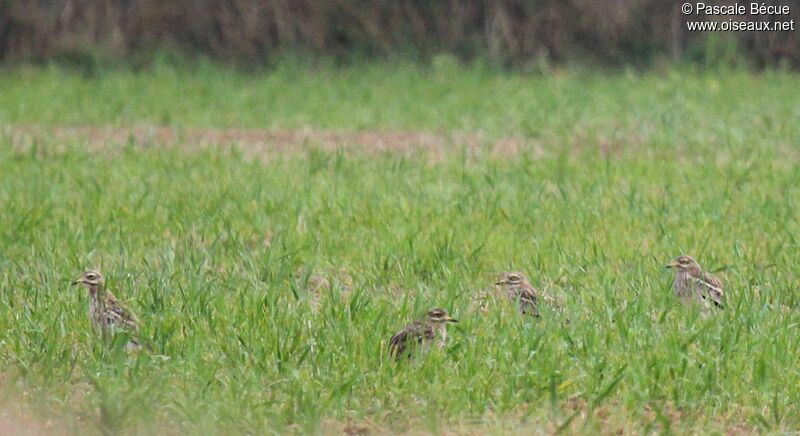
[0,407,59,436]
[4,125,548,161]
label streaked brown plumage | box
[294,267,354,309]
[389,308,458,360]
[666,255,724,310]
[71,270,141,350]
[495,272,540,316]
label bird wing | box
[104,291,139,331]
[701,272,724,308]
[691,273,724,309]
[518,285,540,317]
[389,321,429,358]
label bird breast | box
[507,285,521,300]
[673,271,692,297]
[88,291,112,327]
[89,297,105,327]
[434,323,447,348]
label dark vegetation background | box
[1,0,799,69]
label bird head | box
[495,271,528,287]
[71,270,104,288]
[666,255,701,274]
[427,308,458,324]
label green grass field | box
[1,63,800,434]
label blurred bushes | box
[1,0,798,68]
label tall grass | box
[0,64,799,433]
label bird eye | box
[509,275,519,281]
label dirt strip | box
[0,408,58,436]
[3,125,561,161]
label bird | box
[294,267,354,309]
[495,272,540,316]
[71,270,141,351]
[665,255,724,310]
[389,308,458,360]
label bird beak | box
[447,317,458,323]
[71,278,81,286]
[495,280,506,285]
[665,261,677,269]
